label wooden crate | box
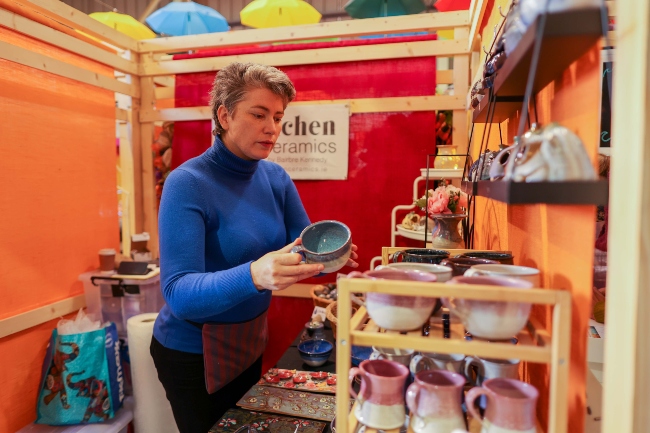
[334,271,571,433]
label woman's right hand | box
[250,238,324,291]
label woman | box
[150,62,358,433]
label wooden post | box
[602,0,650,430]
[138,58,160,257]
[453,27,470,156]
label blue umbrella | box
[146,1,229,36]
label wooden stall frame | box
[335,276,572,433]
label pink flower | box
[428,190,451,214]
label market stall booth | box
[0,1,646,433]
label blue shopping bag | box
[36,322,125,425]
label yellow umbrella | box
[240,0,322,28]
[89,11,157,40]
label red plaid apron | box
[197,310,268,394]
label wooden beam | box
[602,0,650,430]
[453,27,470,154]
[0,40,139,96]
[140,95,466,122]
[116,107,129,122]
[0,295,85,338]
[153,75,175,87]
[137,11,470,54]
[139,74,159,258]
[0,7,138,75]
[9,0,139,52]
[154,86,174,100]
[139,40,470,77]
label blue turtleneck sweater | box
[153,136,311,353]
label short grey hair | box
[209,62,296,136]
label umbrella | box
[146,1,229,36]
[240,0,322,29]
[434,0,471,12]
[344,0,426,19]
[89,11,156,40]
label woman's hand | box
[250,239,324,291]
[346,243,360,268]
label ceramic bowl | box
[455,251,514,265]
[347,269,438,331]
[298,339,333,367]
[292,220,352,273]
[351,345,373,367]
[392,249,450,265]
[440,257,500,277]
[443,276,533,340]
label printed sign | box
[267,104,350,180]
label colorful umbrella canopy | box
[146,1,229,36]
[344,0,426,19]
[434,0,471,12]
[89,11,156,40]
[240,0,322,29]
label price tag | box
[312,306,327,322]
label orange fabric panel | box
[474,43,601,432]
[0,24,118,430]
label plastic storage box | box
[79,268,163,337]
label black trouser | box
[150,336,263,433]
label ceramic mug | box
[464,357,520,386]
[370,347,414,368]
[346,269,438,331]
[410,353,466,375]
[455,251,514,265]
[443,276,533,340]
[466,378,539,433]
[406,370,467,433]
[465,264,540,287]
[349,359,410,430]
[292,220,351,273]
[393,249,450,265]
[439,258,499,277]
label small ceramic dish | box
[298,339,333,367]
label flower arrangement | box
[414,184,468,215]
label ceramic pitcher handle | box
[405,382,421,416]
[392,251,404,263]
[466,387,490,425]
[409,354,435,376]
[464,356,480,385]
[348,367,363,399]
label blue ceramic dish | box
[298,339,333,367]
[351,345,372,367]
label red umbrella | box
[434,0,471,12]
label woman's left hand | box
[346,244,359,268]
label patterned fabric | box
[237,386,344,421]
[202,311,268,393]
[210,408,326,433]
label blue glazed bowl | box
[351,345,372,367]
[298,339,333,367]
[292,220,352,273]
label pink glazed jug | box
[466,378,539,433]
[349,359,409,430]
[406,370,467,433]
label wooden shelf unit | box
[335,249,572,433]
[460,179,609,205]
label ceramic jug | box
[349,359,410,430]
[406,370,467,433]
[466,378,539,433]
